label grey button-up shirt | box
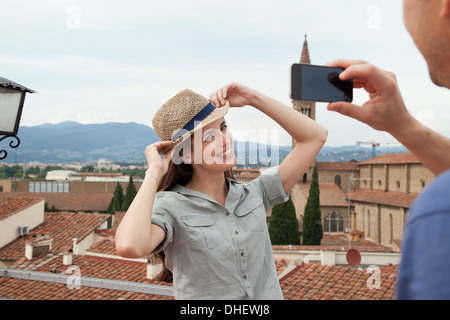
[151,166,289,300]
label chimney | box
[63,248,73,266]
[320,250,336,266]
[146,255,163,280]
[72,238,79,255]
[25,234,53,260]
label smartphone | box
[290,63,353,103]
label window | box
[324,211,344,232]
[367,210,371,237]
[396,181,401,189]
[28,181,69,193]
[334,175,341,188]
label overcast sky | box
[1,0,449,147]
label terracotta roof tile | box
[3,249,172,300]
[274,257,292,276]
[360,152,420,165]
[0,205,397,300]
[80,172,122,177]
[280,262,397,300]
[88,238,117,255]
[315,161,359,171]
[0,272,173,300]
[321,234,380,247]
[0,194,43,221]
[2,192,113,212]
[0,211,110,261]
[273,234,392,252]
[2,248,397,300]
[273,244,392,253]
[348,189,417,208]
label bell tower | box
[292,35,316,150]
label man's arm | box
[326,59,450,176]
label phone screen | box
[290,63,353,103]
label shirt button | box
[240,252,245,257]
[226,212,230,216]
[243,275,247,279]
[235,231,239,235]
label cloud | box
[415,108,450,137]
[2,0,449,149]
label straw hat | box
[152,89,229,155]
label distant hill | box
[13,121,159,163]
[4,122,407,164]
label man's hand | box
[326,59,450,175]
[326,59,414,135]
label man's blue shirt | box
[397,170,450,299]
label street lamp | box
[346,173,371,235]
[0,76,35,160]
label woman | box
[115,82,327,299]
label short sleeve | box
[150,193,174,254]
[247,166,289,212]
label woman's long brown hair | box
[153,154,235,283]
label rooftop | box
[315,161,359,171]
[0,211,110,261]
[1,252,173,300]
[0,189,400,300]
[348,189,417,208]
[0,76,35,93]
[0,194,43,221]
[360,152,421,165]
[2,192,113,212]
[280,262,397,300]
[0,227,399,300]
[0,251,398,300]
[273,233,392,253]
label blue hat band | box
[171,102,216,142]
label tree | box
[268,197,300,245]
[81,165,95,172]
[107,183,124,214]
[302,166,323,245]
[121,175,137,212]
[44,203,58,212]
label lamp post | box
[0,76,35,160]
[347,174,371,235]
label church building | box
[288,36,435,249]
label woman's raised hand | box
[210,82,257,108]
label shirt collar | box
[172,178,243,212]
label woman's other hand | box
[145,141,174,182]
